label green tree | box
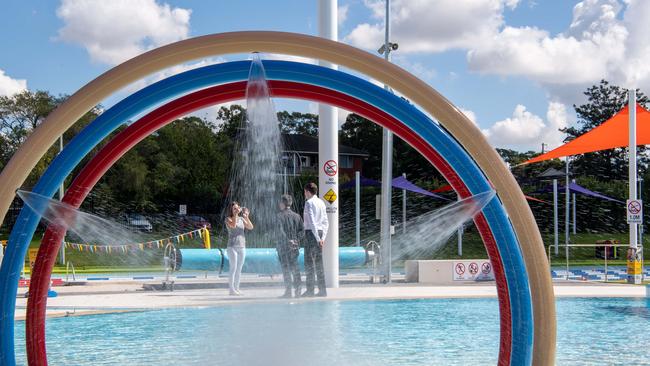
[277,111,318,136]
[0,90,101,189]
[340,113,383,178]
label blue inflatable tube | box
[0,60,532,366]
[178,247,368,273]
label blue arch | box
[0,60,532,366]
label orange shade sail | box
[524,105,650,164]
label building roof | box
[537,168,566,179]
[282,134,369,156]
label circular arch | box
[0,32,554,365]
[29,80,513,365]
[13,59,528,365]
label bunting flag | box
[62,227,210,254]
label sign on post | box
[179,204,187,216]
[626,199,643,224]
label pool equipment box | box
[405,260,495,284]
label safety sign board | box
[453,260,494,281]
[323,160,338,176]
[323,189,337,204]
[627,199,643,224]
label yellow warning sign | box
[323,189,337,204]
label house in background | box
[281,134,369,179]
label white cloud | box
[0,69,27,96]
[392,55,436,81]
[56,0,191,65]
[338,4,349,25]
[482,102,572,150]
[345,0,650,106]
[467,0,628,86]
[345,0,516,53]
[458,107,478,126]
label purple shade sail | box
[530,182,624,204]
[340,175,450,200]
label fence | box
[547,243,645,282]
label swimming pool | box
[14,297,650,365]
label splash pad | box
[0,32,554,366]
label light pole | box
[378,0,397,284]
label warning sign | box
[323,160,338,177]
[27,248,39,273]
[453,260,494,281]
[627,199,643,224]
[323,189,337,204]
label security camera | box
[378,42,399,55]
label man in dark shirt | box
[276,194,304,298]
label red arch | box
[27,81,511,365]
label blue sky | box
[1,0,648,151]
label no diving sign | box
[323,160,338,177]
[627,199,643,224]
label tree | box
[0,90,101,189]
[277,111,318,136]
[340,113,383,178]
[0,90,59,150]
[565,80,649,180]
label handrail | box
[547,243,644,282]
[65,261,76,282]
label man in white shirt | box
[302,182,329,297]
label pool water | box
[14,297,650,365]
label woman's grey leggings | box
[227,246,246,292]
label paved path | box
[14,279,650,320]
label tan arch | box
[0,31,554,365]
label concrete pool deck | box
[13,277,650,320]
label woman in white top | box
[225,201,253,295]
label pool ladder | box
[365,241,381,283]
[65,261,77,282]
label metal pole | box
[565,244,569,280]
[605,245,609,282]
[355,171,361,246]
[641,178,646,283]
[457,201,463,257]
[402,173,406,234]
[58,135,66,265]
[553,179,558,255]
[318,0,339,288]
[283,166,287,194]
[379,0,393,283]
[639,178,644,245]
[572,178,576,234]
[628,89,640,284]
[565,157,570,261]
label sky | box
[1,0,648,152]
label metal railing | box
[547,243,644,282]
[65,261,76,282]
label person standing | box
[225,201,253,296]
[276,194,304,298]
[302,182,329,297]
